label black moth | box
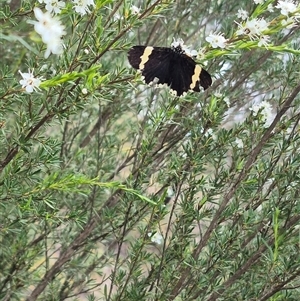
[128,45,212,96]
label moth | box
[128,44,212,96]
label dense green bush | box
[1,0,300,300]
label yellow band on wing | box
[190,65,202,90]
[139,47,154,70]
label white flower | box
[250,100,274,127]
[31,8,65,39]
[204,128,217,140]
[253,18,269,32]
[82,88,88,94]
[275,0,298,16]
[204,128,213,137]
[40,64,48,71]
[236,18,269,39]
[253,0,264,4]
[29,7,66,58]
[186,48,198,57]
[237,9,248,20]
[287,181,297,190]
[148,232,163,245]
[19,69,42,93]
[196,47,206,60]
[167,187,175,198]
[38,0,66,14]
[72,0,95,16]
[206,32,227,48]
[250,100,271,116]
[130,5,140,14]
[113,13,121,21]
[171,38,184,49]
[40,65,57,75]
[258,35,271,47]
[235,138,244,148]
[50,66,57,75]
[44,37,65,58]
[281,17,298,28]
[171,38,197,56]
[223,96,230,107]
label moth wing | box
[169,54,212,95]
[168,54,196,96]
[128,46,147,69]
[128,46,172,86]
[128,46,212,96]
[199,68,212,90]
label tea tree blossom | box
[29,7,66,58]
[258,35,271,47]
[275,0,298,16]
[281,17,298,28]
[130,5,140,15]
[19,69,42,93]
[237,9,248,20]
[223,96,230,107]
[203,128,217,140]
[235,138,244,148]
[196,47,206,60]
[148,232,163,245]
[250,100,275,127]
[30,8,65,38]
[72,0,95,16]
[171,38,198,56]
[206,32,227,49]
[236,18,269,39]
[38,0,66,14]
